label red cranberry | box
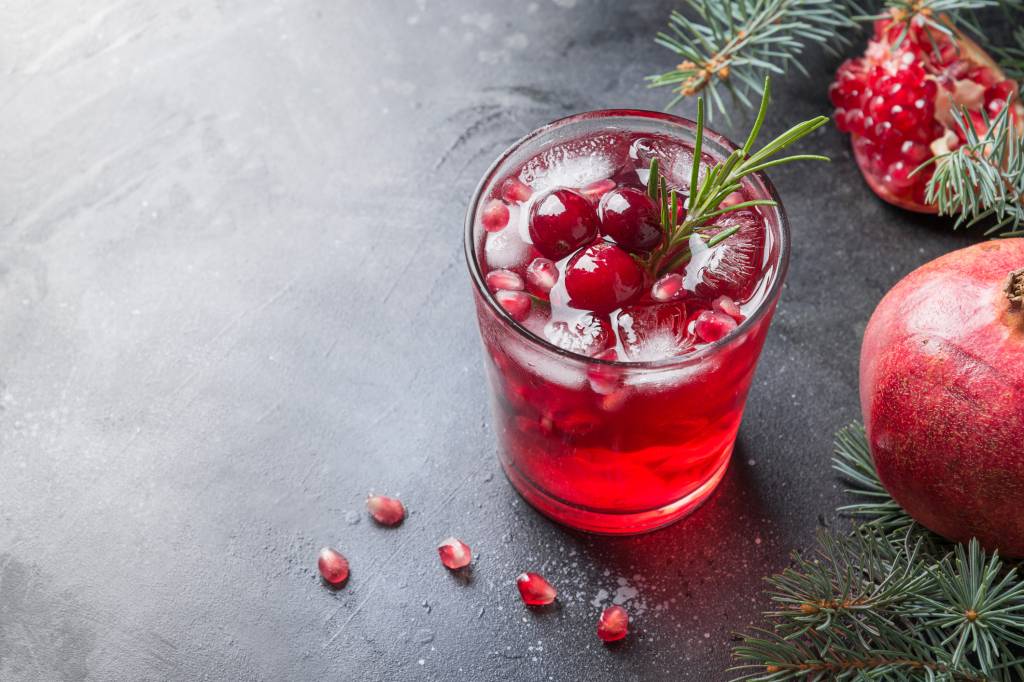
[651,273,685,302]
[437,537,472,570]
[525,257,558,296]
[581,178,616,200]
[481,200,510,232]
[485,269,524,292]
[366,494,405,526]
[564,242,644,314]
[501,177,533,203]
[598,187,663,253]
[597,605,629,643]
[712,295,745,322]
[516,572,556,606]
[528,189,599,260]
[318,547,350,586]
[693,310,738,343]
[495,290,531,322]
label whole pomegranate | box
[860,239,1024,555]
[830,12,1022,212]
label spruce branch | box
[994,26,1024,79]
[646,0,856,120]
[732,424,1024,681]
[922,100,1024,236]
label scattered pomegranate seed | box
[525,257,558,296]
[366,494,405,526]
[495,289,532,322]
[501,177,533,203]
[437,537,472,570]
[317,547,350,586]
[481,200,510,232]
[581,178,616,200]
[719,190,745,209]
[712,295,745,322]
[516,572,556,606]
[529,188,599,260]
[693,310,738,343]
[597,605,629,642]
[651,273,685,302]
[485,268,525,292]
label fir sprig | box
[641,77,829,277]
[922,100,1024,236]
[732,424,1024,681]
[994,26,1024,79]
[646,0,856,119]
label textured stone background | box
[0,1,980,679]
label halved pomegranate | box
[830,12,1022,212]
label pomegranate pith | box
[860,239,1024,556]
[318,547,350,586]
[366,494,406,526]
[597,605,629,642]
[516,572,556,606]
[831,13,1022,212]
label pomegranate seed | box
[525,257,558,296]
[516,572,556,606]
[437,537,472,570]
[712,295,745,322]
[529,188,599,260]
[597,605,629,643]
[485,269,524,292]
[598,187,663,253]
[581,178,616,200]
[693,310,738,343]
[481,200,510,233]
[587,348,621,395]
[501,177,533,203]
[563,242,645,314]
[366,494,405,526]
[318,547,350,586]
[495,289,531,322]
[651,273,684,302]
[719,191,745,209]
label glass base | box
[500,447,733,535]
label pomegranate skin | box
[860,239,1024,555]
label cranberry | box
[525,257,558,297]
[564,242,644,314]
[597,605,629,643]
[544,313,613,356]
[598,187,663,253]
[528,189,599,260]
[495,290,531,322]
[366,494,405,526]
[581,178,616,200]
[485,269,524,292]
[651,273,685,302]
[693,310,738,343]
[516,572,556,606]
[712,295,745,322]
[318,547,350,586]
[481,200,510,232]
[501,177,533,203]
[437,537,472,570]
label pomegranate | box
[860,239,1024,555]
[830,12,1022,212]
[366,494,406,526]
[597,605,629,643]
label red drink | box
[465,111,789,534]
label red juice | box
[465,111,789,534]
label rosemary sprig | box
[731,423,1024,681]
[922,99,1024,236]
[641,77,829,278]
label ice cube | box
[615,302,694,362]
[519,133,628,193]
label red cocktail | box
[465,111,789,534]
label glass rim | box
[463,108,791,370]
